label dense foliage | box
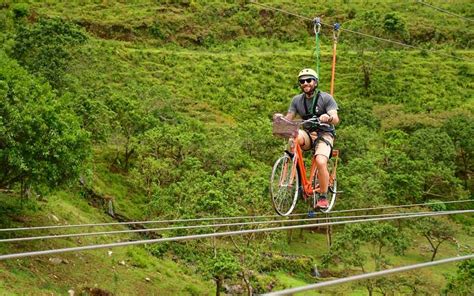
[12,17,87,89]
[443,259,474,296]
[0,0,472,294]
[0,52,89,194]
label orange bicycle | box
[270,116,340,216]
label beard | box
[301,84,316,97]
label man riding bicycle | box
[276,68,340,208]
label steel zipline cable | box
[249,0,472,62]
[331,199,474,213]
[0,199,472,232]
[0,209,472,260]
[263,254,474,296]
[0,211,435,243]
[416,0,473,22]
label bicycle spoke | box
[270,155,299,216]
[279,160,288,186]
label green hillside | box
[0,0,473,295]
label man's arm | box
[319,110,339,125]
[274,111,296,121]
[320,94,339,125]
[328,109,340,125]
[285,112,296,121]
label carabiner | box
[333,22,341,41]
[313,17,321,35]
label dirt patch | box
[76,20,137,42]
[82,287,114,296]
[80,183,161,239]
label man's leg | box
[316,155,329,194]
[291,130,312,151]
[314,133,334,207]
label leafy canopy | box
[0,52,90,193]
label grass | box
[272,271,314,294]
[0,192,213,295]
[271,230,329,258]
[26,0,474,50]
[268,219,473,294]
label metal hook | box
[313,17,321,34]
[333,22,341,40]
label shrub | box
[11,3,29,19]
[11,17,87,89]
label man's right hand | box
[273,113,284,120]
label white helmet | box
[298,68,318,80]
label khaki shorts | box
[298,130,334,159]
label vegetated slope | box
[0,0,472,295]
[27,0,474,49]
[0,192,213,295]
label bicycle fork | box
[278,154,297,188]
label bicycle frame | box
[290,137,319,199]
[290,136,339,199]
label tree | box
[443,114,474,190]
[381,129,425,204]
[383,12,409,41]
[0,52,89,194]
[406,128,464,201]
[238,118,278,163]
[322,222,409,295]
[413,217,456,261]
[11,17,87,89]
[380,127,465,204]
[443,259,474,296]
[107,94,154,170]
[338,155,388,210]
[210,252,240,296]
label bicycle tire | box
[320,178,337,213]
[320,158,337,213]
[270,154,299,216]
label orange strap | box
[330,23,341,97]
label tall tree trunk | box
[215,277,222,296]
[431,241,443,261]
[287,229,293,244]
[367,284,373,296]
[242,271,253,296]
[460,149,468,190]
[326,215,332,248]
[425,234,437,261]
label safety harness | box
[300,91,334,156]
[302,91,320,122]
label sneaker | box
[316,197,328,208]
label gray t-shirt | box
[288,91,338,133]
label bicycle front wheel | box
[270,154,299,216]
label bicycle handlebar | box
[277,115,332,128]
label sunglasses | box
[299,78,315,84]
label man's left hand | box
[319,114,331,123]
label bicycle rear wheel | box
[320,158,337,213]
[270,154,299,216]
